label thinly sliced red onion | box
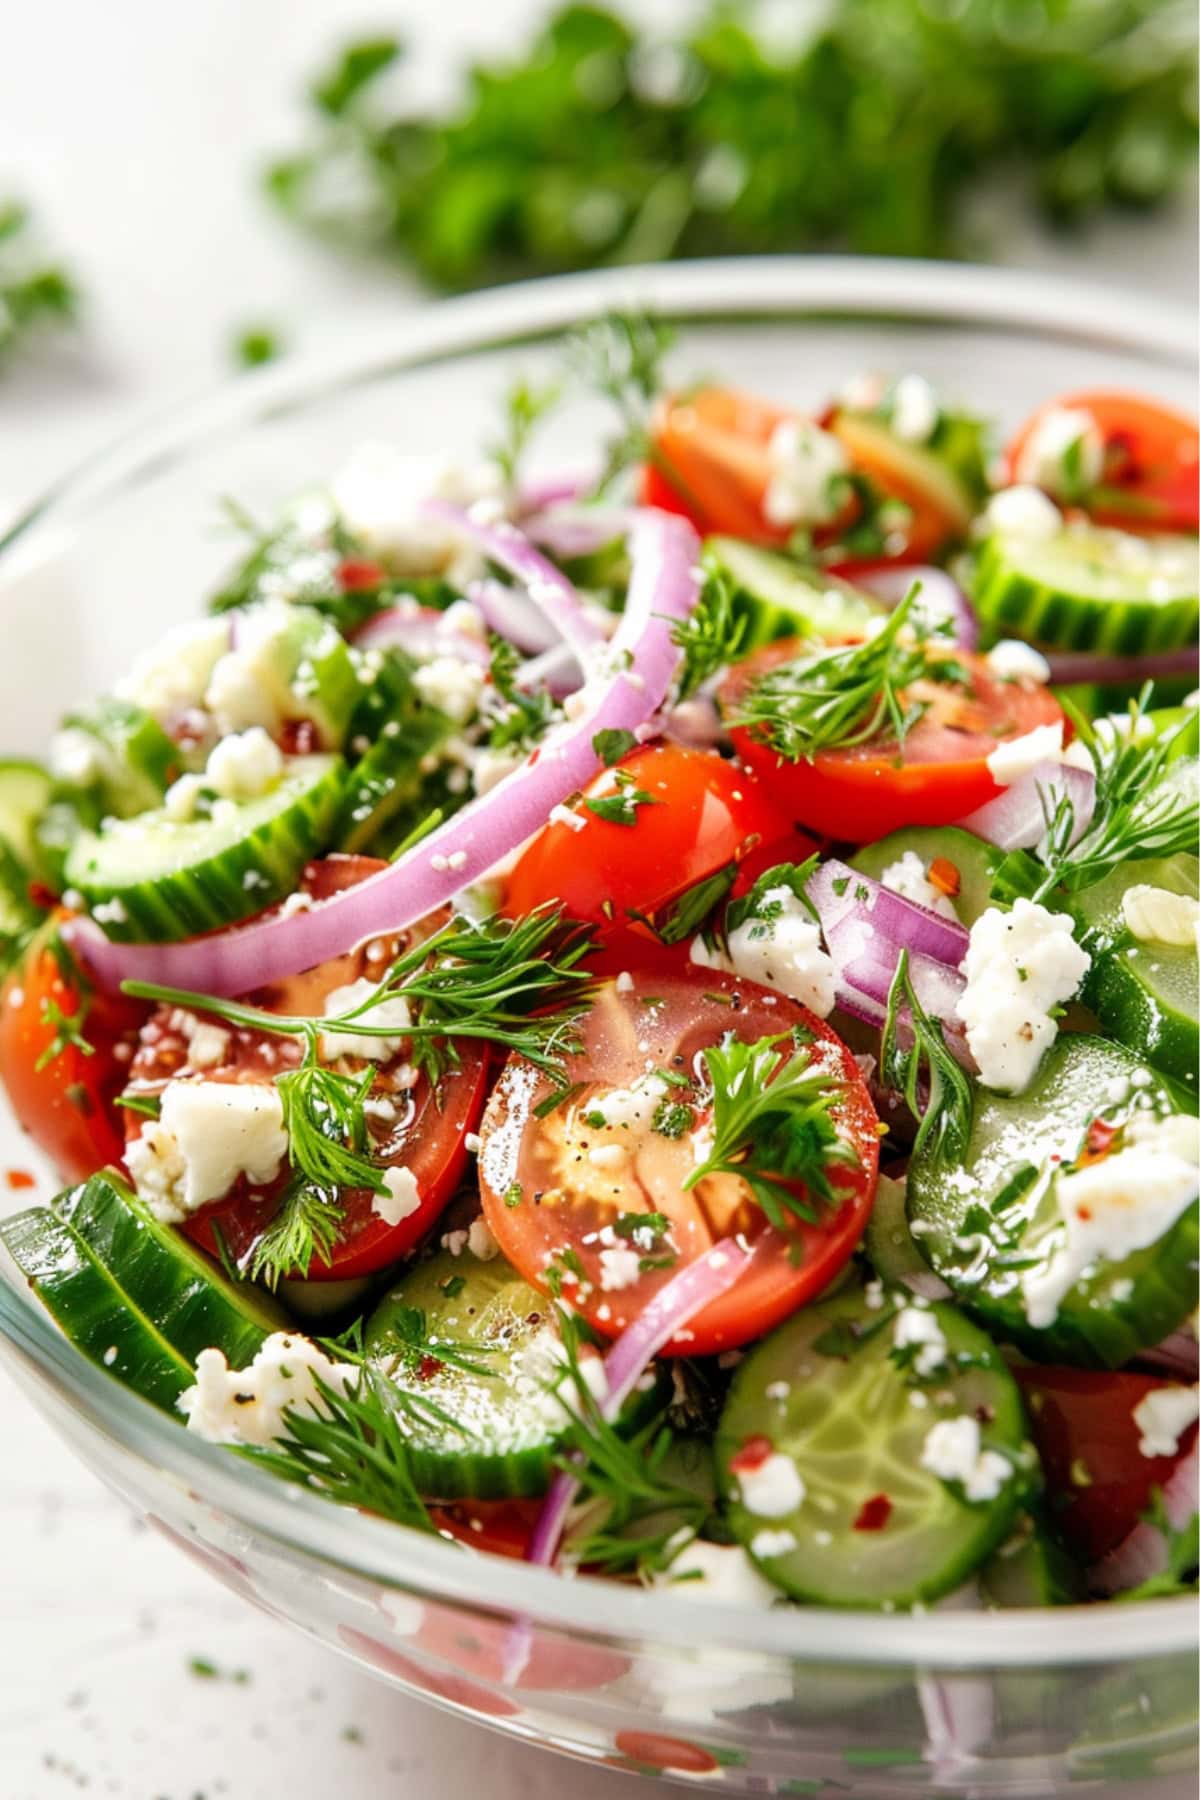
[70,511,702,996]
[1046,645,1199,688]
[808,858,969,970]
[663,694,723,748]
[425,500,604,665]
[353,603,490,665]
[526,1241,755,1576]
[827,914,967,1022]
[524,504,633,563]
[1089,1441,1198,1597]
[852,565,978,651]
[467,577,559,655]
[515,472,593,515]
[917,1581,994,1782]
[516,642,581,699]
[1138,1331,1200,1381]
[956,760,1095,852]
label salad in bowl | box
[0,307,1196,1649]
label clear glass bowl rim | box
[0,255,1195,1671]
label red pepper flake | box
[5,1168,35,1190]
[1079,1116,1119,1167]
[417,1355,445,1381]
[852,1493,893,1532]
[928,857,961,899]
[338,557,385,591]
[26,881,58,913]
[729,1434,774,1475]
[280,718,320,756]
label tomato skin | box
[0,918,146,1182]
[478,967,879,1356]
[1014,1366,1198,1563]
[504,744,788,930]
[721,638,1065,843]
[1006,390,1199,533]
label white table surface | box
[1,5,1196,1796]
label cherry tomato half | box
[1005,390,1199,533]
[1014,1366,1199,1563]
[0,916,146,1181]
[122,857,487,1281]
[721,638,1064,843]
[504,744,787,931]
[477,966,879,1356]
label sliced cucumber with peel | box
[335,656,455,855]
[907,1035,1198,1368]
[0,759,53,866]
[715,1285,1029,1608]
[863,1174,947,1298]
[705,537,883,649]
[65,752,345,940]
[60,699,182,817]
[851,824,1001,929]
[971,521,1199,652]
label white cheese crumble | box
[598,1244,643,1292]
[169,1008,231,1071]
[956,899,1090,1094]
[985,721,1065,787]
[749,1527,798,1559]
[1022,1112,1200,1329]
[692,885,836,1016]
[893,1306,949,1377]
[981,485,1062,541]
[320,978,411,1063]
[762,418,847,528]
[204,601,299,739]
[48,728,113,788]
[587,1073,670,1131]
[472,744,525,797]
[372,1165,422,1228]
[178,1332,357,1447]
[548,802,587,833]
[413,654,485,725]
[114,617,230,720]
[880,850,958,921]
[920,1416,1011,1502]
[1121,884,1200,948]
[1014,405,1104,500]
[889,373,939,444]
[204,726,284,802]
[126,1081,288,1223]
[1131,1383,1200,1459]
[654,1538,780,1608]
[467,1216,499,1261]
[328,444,501,576]
[737,1451,805,1518]
[986,639,1051,684]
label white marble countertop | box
[0,4,1195,1795]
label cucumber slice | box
[863,1174,946,1297]
[336,657,455,855]
[714,1286,1029,1608]
[706,537,882,649]
[0,758,53,866]
[971,522,1199,653]
[0,1205,193,1411]
[60,699,181,817]
[1065,853,1198,1089]
[851,825,1001,928]
[365,1244,666,1500]
[256,607,362,750]
[55,1171,284,1366]
[65,753,345,941]
[979,1515,1083,1608]
[907,1035,1198,1367]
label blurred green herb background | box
[0,199,78,367]
[266,0,1198,290]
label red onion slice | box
[425,500,605,665]
[524,503,634,563]
[808,858,969,969]
[917,1581,994,1781]
[515,472,593,515]
[956,760,1095,851]
[71,511,702,996]
[1046,645,1199,688]
[353,603,490,665]
[466,577,560,655]
[1139,1331,1200,1381]
[1089,1441,1199,1597]
[827,914,967,1022]
[852,564,979,651]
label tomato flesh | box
[1006,390,1199,533]
[1014,1366,1199,1563]
[477,967,879,1355]
[721,638,1065,842]
[504,743,788,930]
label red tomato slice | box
[0,916,146,1181]
[1005,390,1199,533]
[122,856,487,1281]
[1014,1366,1199,1563]
[503,744,788,931]
[825,409,973,561]
[477,967,879,1356]
[721,638,1064,842]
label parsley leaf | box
[670,555,748,702]
[593,727,637,767]
[584,768,660,827]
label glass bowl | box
[0,257,1195,1797]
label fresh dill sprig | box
[244,1367,438,1534]
[277,1041,388,1197]
[1030,693,1197,901]
[245,1176,346,1288]
[368,1300,499,1382]
[684,1029,856,1230]
[566,311,675,495]
[35,996,95,1073]
[729,586,957,762]
[489,374,563,489]
[670,555,748,702]
[486,634,559,752]
[880,950,974,1166]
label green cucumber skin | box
[63,700,181,817]
[65,754,345,942]
[55,1172,283,1368]
[907,1035,1198,1369]
[715,1287,1029,1609]
[971,531,1199,654]
[336,659,455,856]
[0,1206,193,1411]
[979,1517,1083,1608]
[706,537,883,650]
[0,759,54,865]
[851,825,1000,929]
[863,1174,943,1295]
[275,611,362,750]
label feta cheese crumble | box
[126,1081,289,1223]
[889,374,939,444]
[1131,1383,1200,1459]
[737,1451,805,1518]
[320,978,411,1063]
[980,485,1062,541]
[1121,884,1200,948]
[956,899,1090,1094]
[204,726,285,802]
[1013,406,1104,500]
[114,617,231,721]
[328,444,501,575]
[413,654,485,724]
[654,1538,780,1607]
[762,418,847,528]
[893,1306,949,1378]
[178,1332,357,1447]
[880,850,959,921]
[692,885,836,1016]
[373,1166,422,1228]
[985,721,1065,786]
[598,1244,643,1292]
[986,639,1051,684]
[920,1416,1011,1502]
[1022,1112,1200,1329]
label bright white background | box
[0,4,1196,1797]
